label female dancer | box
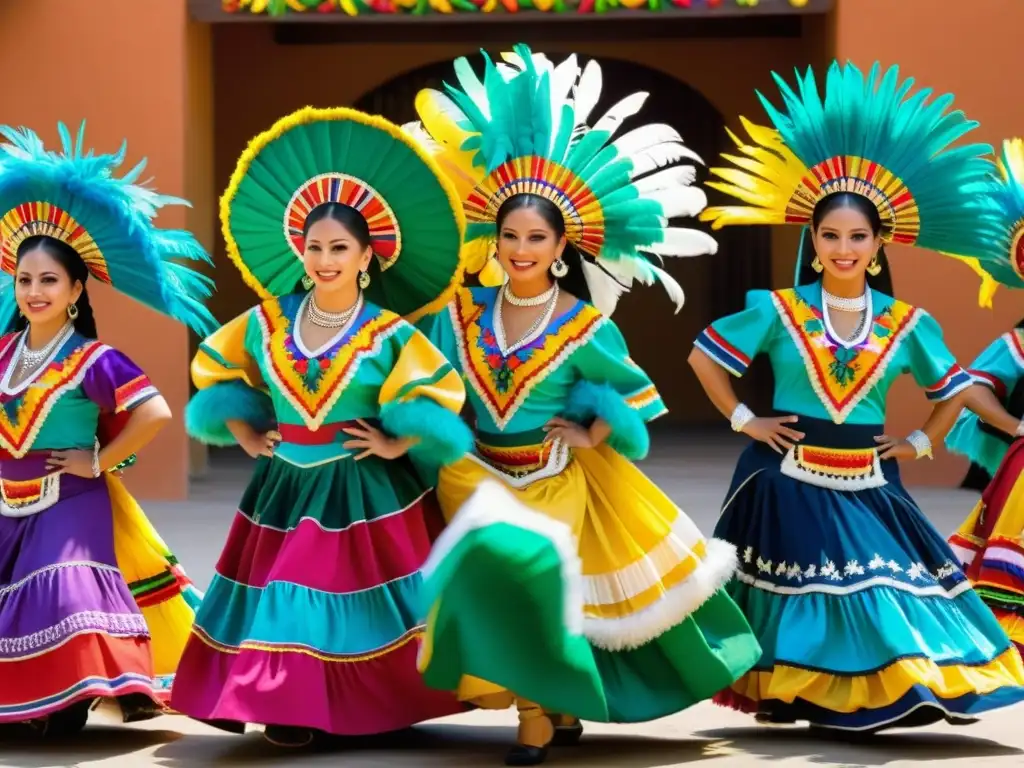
[0,123,213,735]
[945,138,1024,655]
[408,45,762,765]
[688,61,1024,733]
[169,107,472,748]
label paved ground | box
[3,428,1022,767]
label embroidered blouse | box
[420,286,665,460]
[185,292,470,468]
[694,282,972,425]
[0,331,157,458]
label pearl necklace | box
[494,282,560,356]
[15,323,74,377]
[502,283,556,308]
[822,286,867,312]
[307,293,362,329]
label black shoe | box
[505,744,549,766]
[551,719,583,747]
[263,725,316,748]
[755,711,796,726]
[118,693,163,724]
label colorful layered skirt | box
[714,416,1024,732]
[419,434,762,723]
[949,437,1024,655]
[0,454,200,723]
[168,449,464,735]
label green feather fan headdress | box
[701,60,1002,262]
[0,122,217,335]
[220,107,466,322]
[943,138,1024,308]
[404,44,718,315]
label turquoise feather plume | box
[410,44,717,316]
[0,122,217,335]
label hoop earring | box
[358,271,371,290]
[301,275,315,290]
[67,303,79,320]
[866,254,882,277]
[811,256,823,273]
[550,259,568,278]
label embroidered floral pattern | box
[772,288,920,424]
[258,298,403,429]
[451,288,603,429]
[740,545,962,590]
[0,338,109,457]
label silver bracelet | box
[730,403,756,433]
[906,429,933,460]
[91,442,102,478]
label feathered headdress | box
[0,122,217,334]
[403,44,718,316]
[944,138,1024,308]
[701,61,1001,262]
[221,107,466,321]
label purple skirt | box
[0,455,158,722]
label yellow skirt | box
[435,443,739,705]
[108,474,202,699]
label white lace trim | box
[0,611,148,656]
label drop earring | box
[358,271,371,290]
[811,256,823,273]
[866,254,882,277]
[67,303,79,320]
[550,259,568,278]
[302,275,315,290]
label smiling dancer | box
[0,122,213,736]
[688,61,1024,733]
[169,107,473,748]
[407,45,761,766]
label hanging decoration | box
[222,0,810,15]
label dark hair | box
[296,203,374,294]
[14,235,98,338]
[795,191,893,294]
[494,194,593,303]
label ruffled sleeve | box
[905,310,974,402]
[377,322,472,467]
[83,347,162,456]
[563,317,665,461]
[693,289,779,377]
[184,308,276,446]
[966,331,1024,400]
[82,348,160,414]
[945,331,1024,475]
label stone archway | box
[355,53,774,424]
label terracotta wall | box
[208,26,825,425]
[833,0,1024,485]
[0,0,209,500]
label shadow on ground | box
[145,725,726,767]
[696,725,1023,766]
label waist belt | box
[771,413,887,491]
[0,453,104,518]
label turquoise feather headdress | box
[701,60,1002,262]
[0,122,217,334]
[944,138,1024,308]
[404,43,718,315]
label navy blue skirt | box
[712,415,1024,732]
